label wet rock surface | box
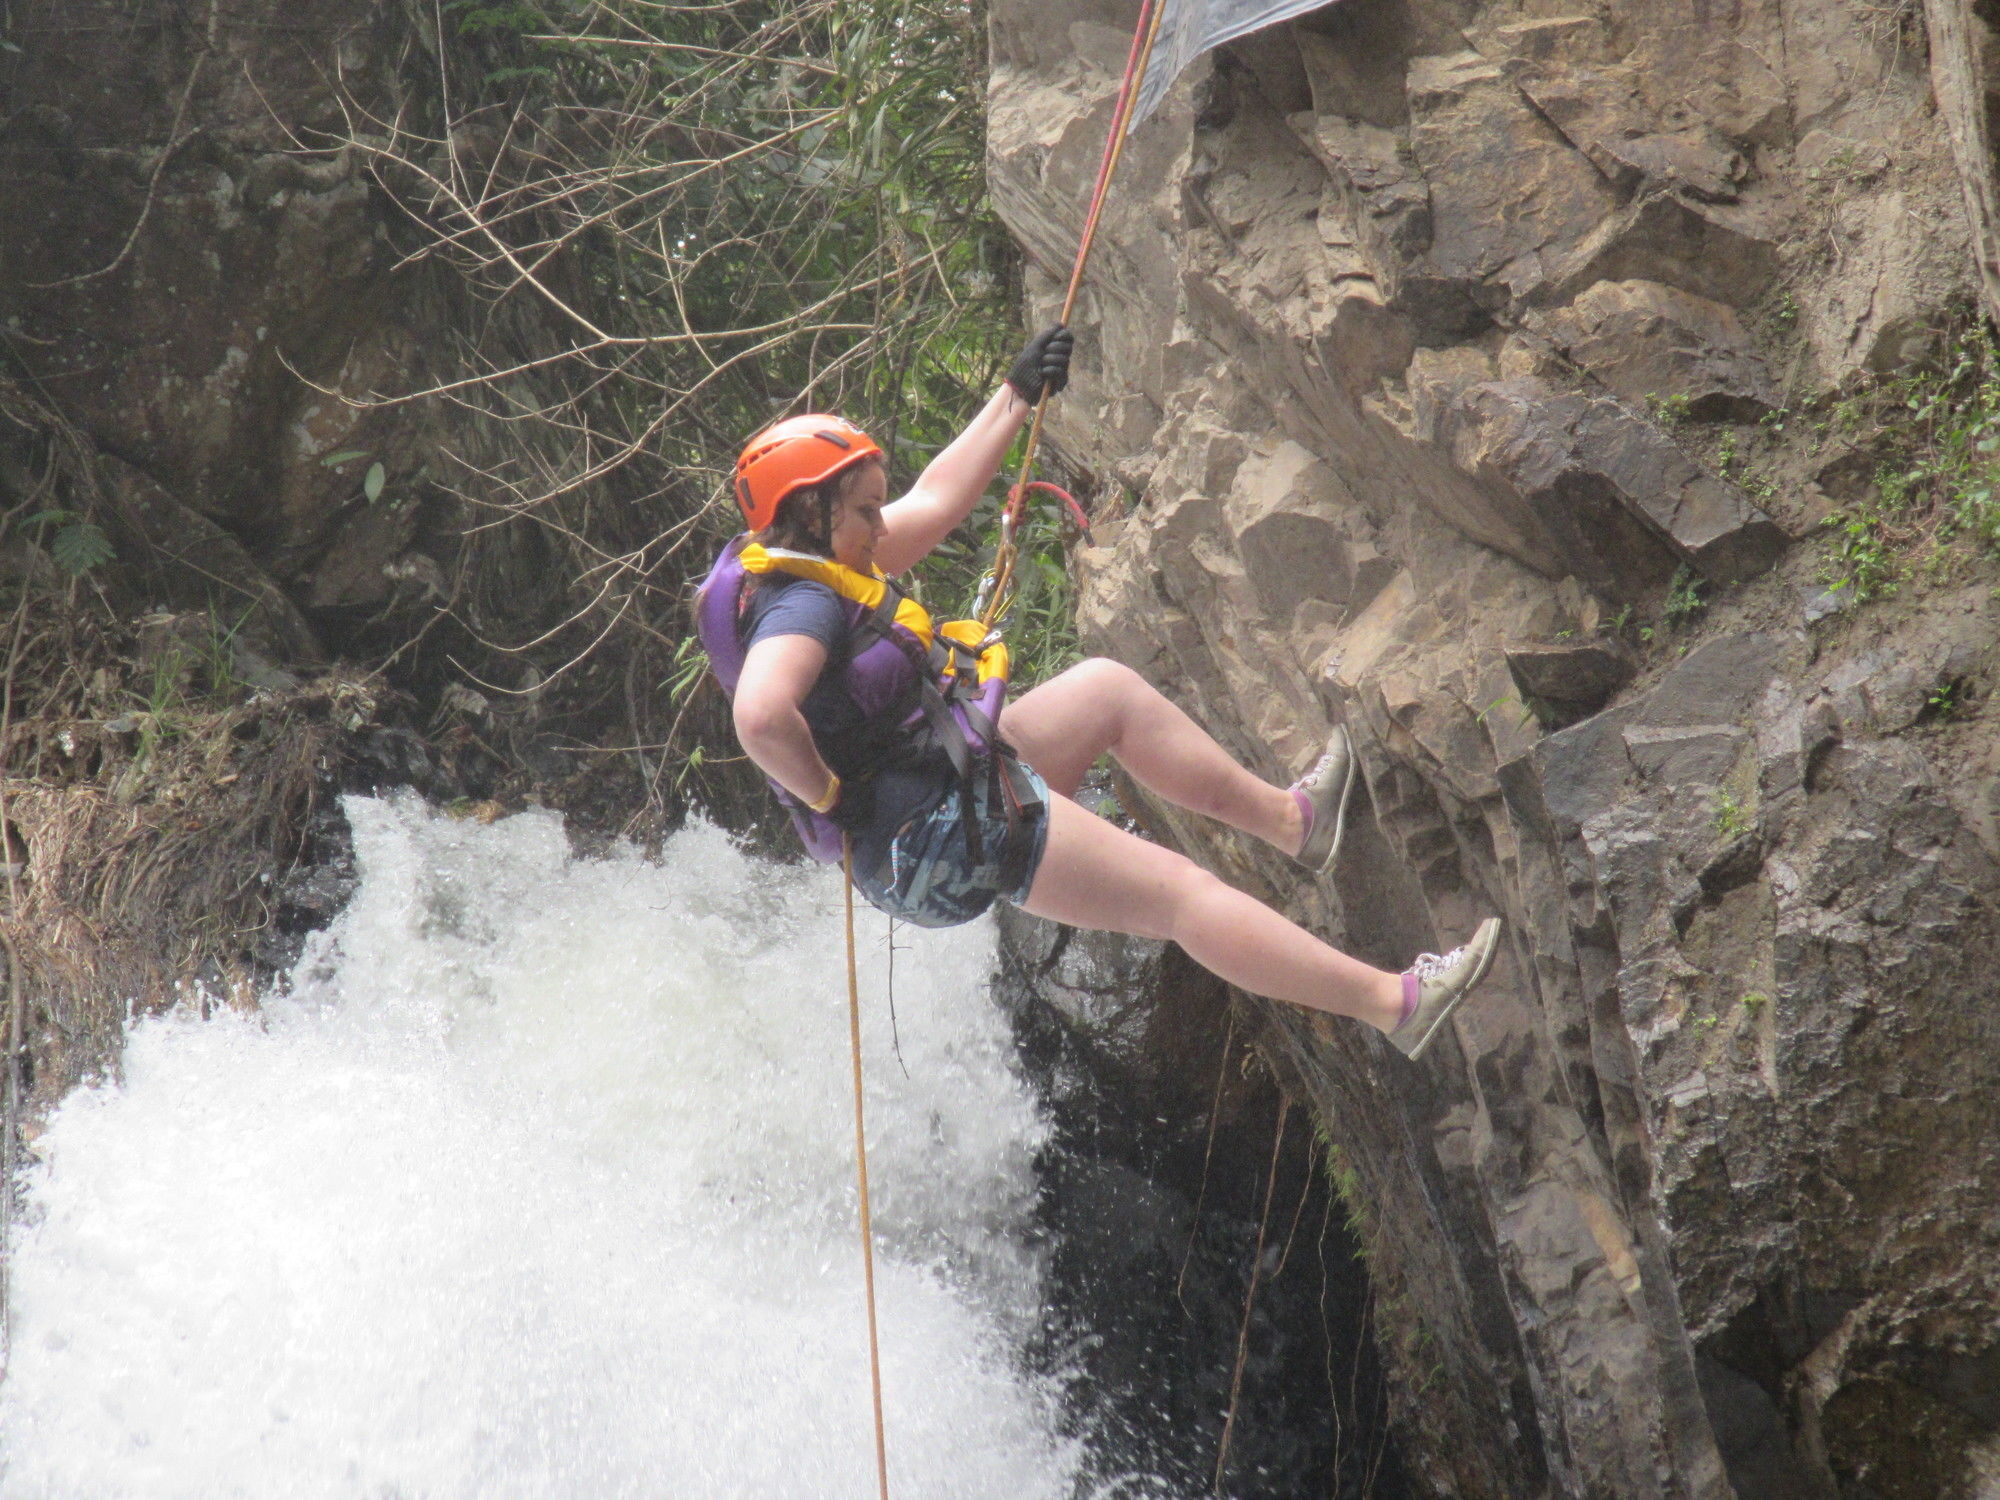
[994,910,1407,1500]
[991,2,2000,1495]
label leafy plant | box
[1646,391,1693,426]
[1820,326,2000,601]
[1664,565,1707,627]
[25,508,113,576]
[1924,676,1967,722]
[1712,788,1752,839]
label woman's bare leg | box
[1003,659,1306,853]
[1020,791,1403,1030]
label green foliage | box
[1821,327,2000,600]
[1663,565,1706,628]
[26,508,113,576]
[1646,391,1693,426]
[1924,675,1967,723]
[1771,290,1800,332]
[447,0,1021,486]
[1740,990,1770,1014]
[1712,788,1752,839]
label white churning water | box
[0,794,1112,1499]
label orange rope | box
[980,0,1168,627]
[842,838,891,1500]
[1215,1095,1290,1493]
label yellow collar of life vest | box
[737,541,1009,686]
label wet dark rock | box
[995,910,1407,1500]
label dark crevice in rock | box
[995,909,1409,1499]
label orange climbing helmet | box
[733,415,884,533]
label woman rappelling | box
[695,326,1502,1060]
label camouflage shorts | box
[854,758,1050,929]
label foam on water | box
[0,794,1096,1499]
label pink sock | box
[1396,972,1419,1029]
[1291,785,1315,847]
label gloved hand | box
[1005,324,1074,405]
[826,774,876,832]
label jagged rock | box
[1404,49,1624,301]
[1506,639,1638,726]
[1538,279,1783,421]
[1413,366,1785,594]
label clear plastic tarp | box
[1130,0,1334,123]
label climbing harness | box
[978,0,1169,629]
[842,837,891,1500]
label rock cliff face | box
[989,3,2000,1495]
[1,0,432,654]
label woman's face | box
[826,462,889,573]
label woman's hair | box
[757,456,884,556]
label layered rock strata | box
[990,2,2000,1494]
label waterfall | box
[0,794,1135,1499]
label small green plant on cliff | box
[1646,391,1693,427]
[1663,566,1707,628]
[1740,990,1770,1015]
[1712,788,1752,839]
[1318,1131,1375,1256]
[1771,290,1800,332]
[1923,675,1968,723]
[1821,326,2000,600]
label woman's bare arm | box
[873,384,1031,575]
[732,632,838,806]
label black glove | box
[825,774,876,833]
[1005,324,1074,404]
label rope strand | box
[1215,1095,1291,1494]
[842,838,891,1500]
[980,0,1168,628]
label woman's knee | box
[1065,658,1147,727]
[1153,855,1232,944]
[1069,657,1144,693]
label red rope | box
[1009,479,1094,540]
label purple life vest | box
[693,535,1010,863]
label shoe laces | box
[1408,945,1466,982]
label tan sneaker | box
[1390,918,1503,1060]
[1291,725,1358,872]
